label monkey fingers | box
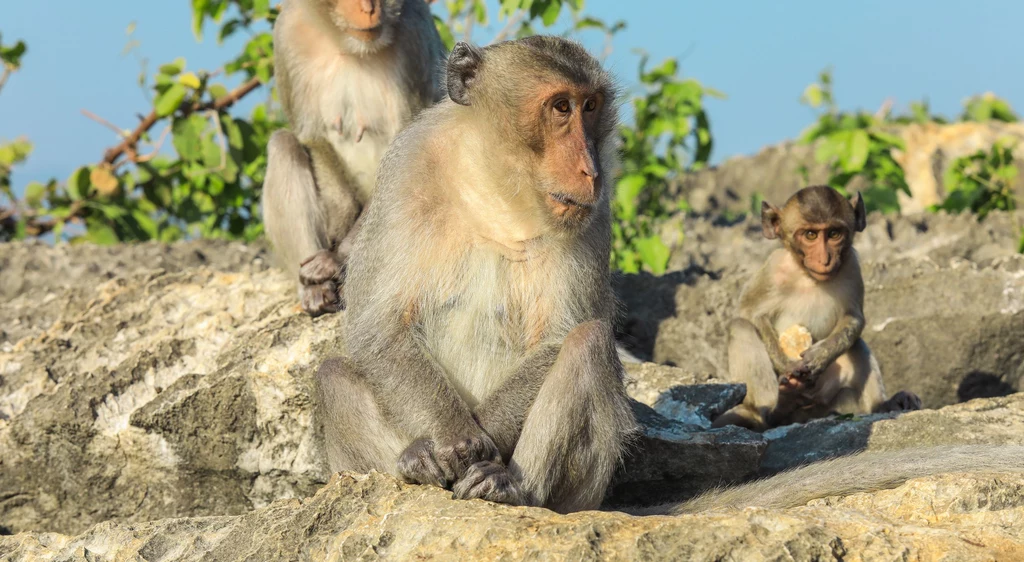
[299,249,346,286]
[300,281,344,317]
[797,344,833,376]
[397,438,449,489]
[433,433,502,483]
[778,374,806,394]
[452,461,529,506]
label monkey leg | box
[307,143,361,253]
[315,357,412,479]
[263,130,329,276]
[810,338,886,416]
[262,131,347,316]
[712,318,782,431]
[455,320,635,512]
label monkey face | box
[762,185,866,282]
[789,223,849,281]
[538,89,607,229]
[323,0,403,51]
[444,37,619,233]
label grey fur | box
[316,36,636,511]
[631,445,1024,515]
[262,0,445,316]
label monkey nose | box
[580,154,599,183]
[360,0,376,14]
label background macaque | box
[316,37,636,512]
[713,185,921,431]
[262,0,445,316]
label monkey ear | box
[446,42,483,106]
[849,192,867,232]
[760,201,781,240]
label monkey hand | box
[790,344,833,382]
[452,461,530,506]
[433,431,502,484]
[777,371,806,395]
[397,438,450,489]
[298,250,346,316]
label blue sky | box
[2,0,1022,194]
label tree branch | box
[100,76,263,166]
[0,66,12,97]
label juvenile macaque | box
[262,0,445,316]
[713,186,921,431]
[315,37,636,512]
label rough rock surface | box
[0,243,756,535]
[1,216,1023,559]
[3,470,1024,561]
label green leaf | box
[155,83,188,117]
[841,129,870,173]
[634,236,670,275]
[802,84,823,108]
[191,0,207,39]
[253,0,270,18]
[178,72,201,89]
[23,182,46,208]
[67,167,91,200]
[541,0,562,26]
[473,0,488,24]
[159,58,186,77]
[615,174,646,221]
[172,114,209,161]
[208,83,229,100]
[85,221,119,245]
[433,15,455,51]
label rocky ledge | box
[1,210,1023,560]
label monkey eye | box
[828,229,843,240]
[804,230,818,241]
[583,98,597,112]
[553,99,571,114]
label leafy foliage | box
[0,33,32,240]
[932,139,1018,219]
[0,1,640,248]
[800,70,1021,220]
[435,0,623,50]
[961,92,1018,123]
[612,55,723,274]
[797,69,910,214]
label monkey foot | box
[452,461,529,506]
[300,281,344,317]
[879,390,923,413]
[398,438,449,489]
[433,433,502,482]
[298,250,346,317]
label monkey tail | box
[629,444,1024,515]
[261,129,329,277]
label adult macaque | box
[262,0,445,316]
[713,185,921,431]
[316,37,636,512]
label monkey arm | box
[797,312,865,379]
[354,327,483,443]
[750,315,794,376]
[471,344,561,459]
